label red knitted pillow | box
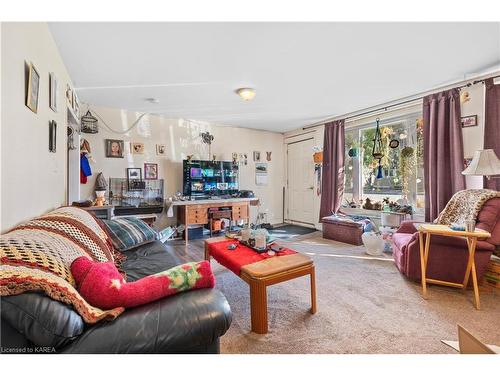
[71,257,215,310]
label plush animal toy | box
[71,257,215,310]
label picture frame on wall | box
[156,144,166,156]
[73,92,80,118]
[144,163,158,180]
[49,72,58,112]
[461,115,477,128]
[131,142,145,154]
[66,84,73,108]
[127,167,144,191]
[253,151,261,162]
[49,120,57,153]
[26,62,40,113]
[105,139,124,158]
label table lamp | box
[462,149,500,179]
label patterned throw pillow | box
[101,217,158,252]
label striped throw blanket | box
[1,207,124,323]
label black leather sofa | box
[1,241,232,353]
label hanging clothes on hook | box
[80,138,92,184]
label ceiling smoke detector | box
[236,88,256,101]
[145,97,160,104]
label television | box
[183,160,239,199]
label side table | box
[415,223,491,309]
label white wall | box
[284,88,486,228]
[1,23,74,232]
[77,105,285,228]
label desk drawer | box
[232,204,248,220]
[187,208,208,224]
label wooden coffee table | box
[205,237,317,334]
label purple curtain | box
[320,119,345,220]
[484,78,500,191]
[423,88,465,222]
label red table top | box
[207,239,297,276]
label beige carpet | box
[210,232,500,354]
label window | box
[343,112,424,213]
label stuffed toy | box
[71,257,215,310]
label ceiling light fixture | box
[145,97,160,104]
[236,88,256,101]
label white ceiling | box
[49,22,500,133]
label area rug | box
[212,232,500,354]
[268,224,317,239]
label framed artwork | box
[127,168,143,191]
[461,115,477,128]
[253,151,261,162]
[105,139,124,158]
[49,120,57,153]
[131,142,145,154]
[144,163,158,180]
[66,84,73,108]
[73,92,80,118]
[156,144,166,156]
[49,72,58,112]
[127,168,142,180]
[26,62,40,113]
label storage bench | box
[321,215,368,245]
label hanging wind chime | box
[372,118,384,179]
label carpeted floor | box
[210,231,500,354]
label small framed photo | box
[127,168,144,190]
[73,92,80,118]
[156,144,166,156]
[49,72,58,112]
[105,139,124,158]
[144,163,158,180]
[66,84,73,108]
[253,151,261,162]
[461,115,477,128]
[26,62,40,113]
[127,168,142,180]
[131,142,145,154]
[49,120,57,153]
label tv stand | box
[172,197,259,244]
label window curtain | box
[320,119,345,219]
[484,78,500,191]
[423,88,465,222]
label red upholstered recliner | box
[392,198,500,283]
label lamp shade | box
[462,149,500,176]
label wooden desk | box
[173,198,258,244]
[415,224,491,309]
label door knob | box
[308,186,314,190]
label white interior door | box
[287,138,315,224]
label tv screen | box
[183,160,239,198]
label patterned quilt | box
[0,206,125,323]
[436,189,500,225]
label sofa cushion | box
[60,288,232,354]
[101,217,158,252]
[1,293,84,349]
[121,240,182,281]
